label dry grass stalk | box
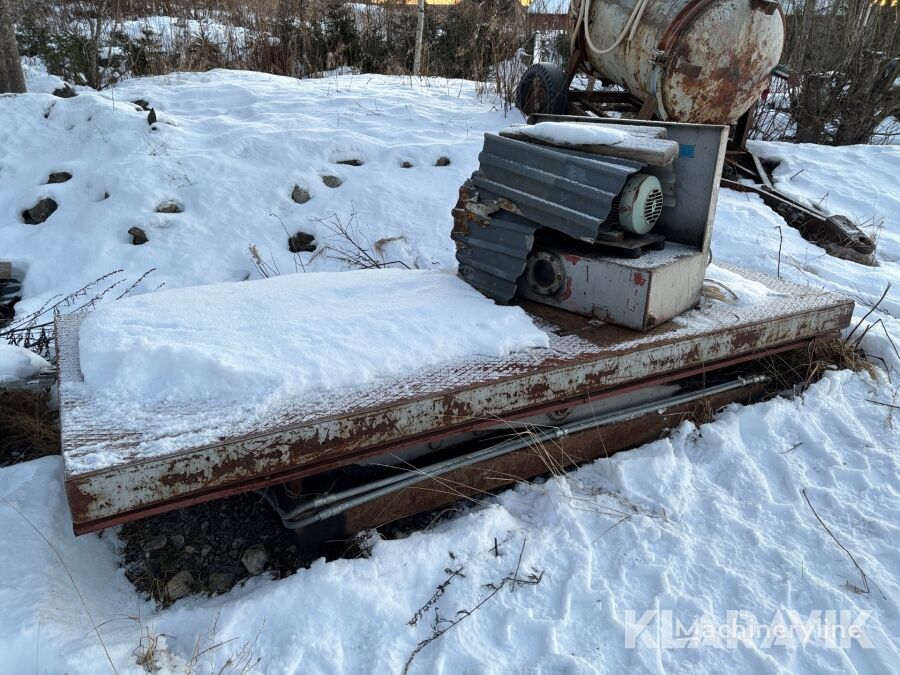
[0,389,60,466]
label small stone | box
[22,198,58,225]
[201,544,212,557]
[47,171,72,184]
[288,230,316,253]
[400,161,413,169]
[170,534,185,550]
[184,545,196,554]
[435,157,451,166]
[291,185,311,204]
[231,537,245,549]
[336,159,363,166]
[155,200,183,214]
[128,226,148,245]
[52,85,77,99]
[240,545,268,575]
[321,175,342,188]
[200,520,209,531]
[164,571,194,601]
[208,572,235,594]
[143,534,167,552]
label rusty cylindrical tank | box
[570,0,785,123]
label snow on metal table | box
[57,264,853,533]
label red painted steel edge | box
[70,334,830,535]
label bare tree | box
[413,0,425,75]
[785,0,899,145]
[0,0,26,93]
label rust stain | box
[633,272,646,287]
[562,274,573,300]
[64,287,853,533]
[340,383,767,533]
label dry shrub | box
[758,1,899,145]
[760,336,878,395]
[17,0,536,88]
[0,389,60,466]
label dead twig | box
[845,284,890,345]
[403,538,543,674]
[408,566,465,627]
[1,499,118,674]
[866,399,900,411]
[801,488,884,599]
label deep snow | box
[1,66,899,674]
[0,343,50,383]
[78,268,549,405]
[1,69,512,322]
[1,369,897,674]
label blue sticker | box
[679,144,695,158]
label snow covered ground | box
[1,67,899,673]
[1,68,510,323]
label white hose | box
[572,0,651,56]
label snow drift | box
[77,269,549,404]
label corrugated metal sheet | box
[454,205,538,303]
[471,133,640,242]
[453,133,647,303]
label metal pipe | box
[276,375,768,530]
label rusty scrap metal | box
[271,375,769,530]
[575,0,785,123]
[338,377,772,536]
[721,178,876,265]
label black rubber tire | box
[516,62,569,116]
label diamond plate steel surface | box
[57,264,853,531]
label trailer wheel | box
[516,63,568,116]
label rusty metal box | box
[517,243,707,331]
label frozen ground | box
[0,67,898,673]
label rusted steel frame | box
[339,381,769,534]
[569,90,642,107]
[563,42,587,97]
[731,108,756,153]
[68,333,835,535]
[279,375,768,529]
[721,179,875,259]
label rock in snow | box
[155,200,183,214]
[240,546,268,575]
[290,185,311,204]
[287,230,316,253]
[21,197,58,225]
[164,571,194,601]
[128,226,148,245]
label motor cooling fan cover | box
[618,174,664,235]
